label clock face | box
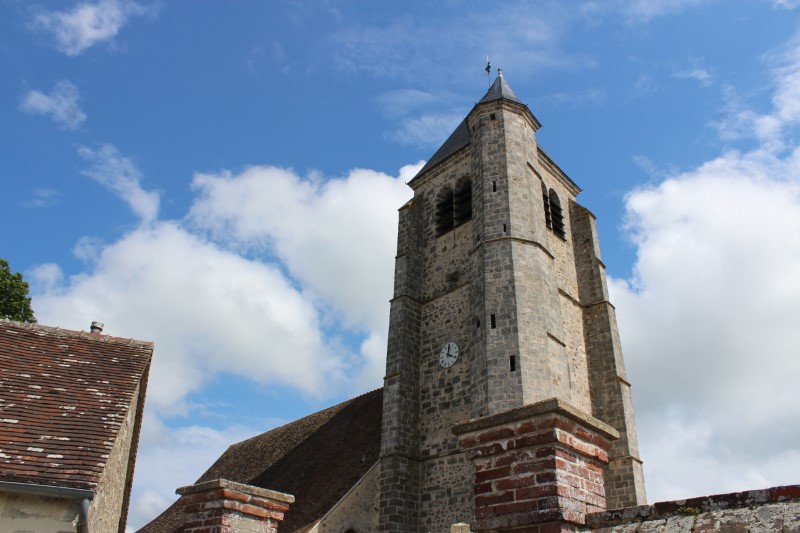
[439,341,459,368]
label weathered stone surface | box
[586,485,800,532]
[379,74,646,532]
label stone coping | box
[586,484,800,528]
[176,478,295,504]
[452,397,619,440]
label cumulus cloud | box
[609,28,800,502]
[187,163,417,334]
[30,150,417,413]
[30,0,154,56]
[78,144,160,225]
[19,80,86,129]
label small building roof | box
[139,388,383,533]
[0,320,153,493]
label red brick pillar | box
[176,478,294,533]
[452,399,619,532]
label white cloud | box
[673,67,713,87]
[387,113,464,148]
[609,28,800,502]
[617,0,710,23]
[30,156,418,413]
[30,0,154,56]
[187,163,416,334]
[612,149,800,500]
[127,415,263,530]
[328,3,589,83]
[19,80,86,130]
[23,188,62,208]
[78,144,160,225]
[31,221,345,410]
[714,34,800,151]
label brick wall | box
[176,478,293,533]
[454,398,618,532]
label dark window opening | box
[510,355,517,372]
[476,317,481,329]
[542,183,552,229]
[492,180,497,192]
[490,314,496,329]
[490,113,496,120]
[502,223,507,232]
[435,187,454,236]
[549,189,566,239]
[454,177,473,227]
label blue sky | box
[2,1,800,530]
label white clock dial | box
[439,341,459,368]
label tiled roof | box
[140,388,383,533]
[0,319,153,491]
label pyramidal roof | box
[478,68,522,104]
[411,70,526,180]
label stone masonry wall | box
[586,485,800,532]
[379,197,424,532]
[570,203,646,508]
[91,380,141,533]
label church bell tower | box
[378,71,646,533]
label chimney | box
[90,322,104,334]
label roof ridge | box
[0,318,154,349]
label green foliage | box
[0,258,36,323]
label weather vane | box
[485,56,491,86]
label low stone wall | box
[586,485,800,532]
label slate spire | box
[478,68,522,104]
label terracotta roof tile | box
[0,319,153,492]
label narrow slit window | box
[509,355,517,372]
[490,314,496,329]
[549,189,566,239]
[453,177,473,226]
[542,183,552,229]
[502,223,507,232]
[475,317,481,329]
[435,187,454,236]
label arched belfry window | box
[542,183,552,230]
[453,177,473,227]
[435,187,454,236]
[548,189,566,239]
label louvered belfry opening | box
[549,189,566,239]
[542,183,552,230]
[453,177,473,227]
[436,187,454,236]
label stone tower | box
[378,72,646,533]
